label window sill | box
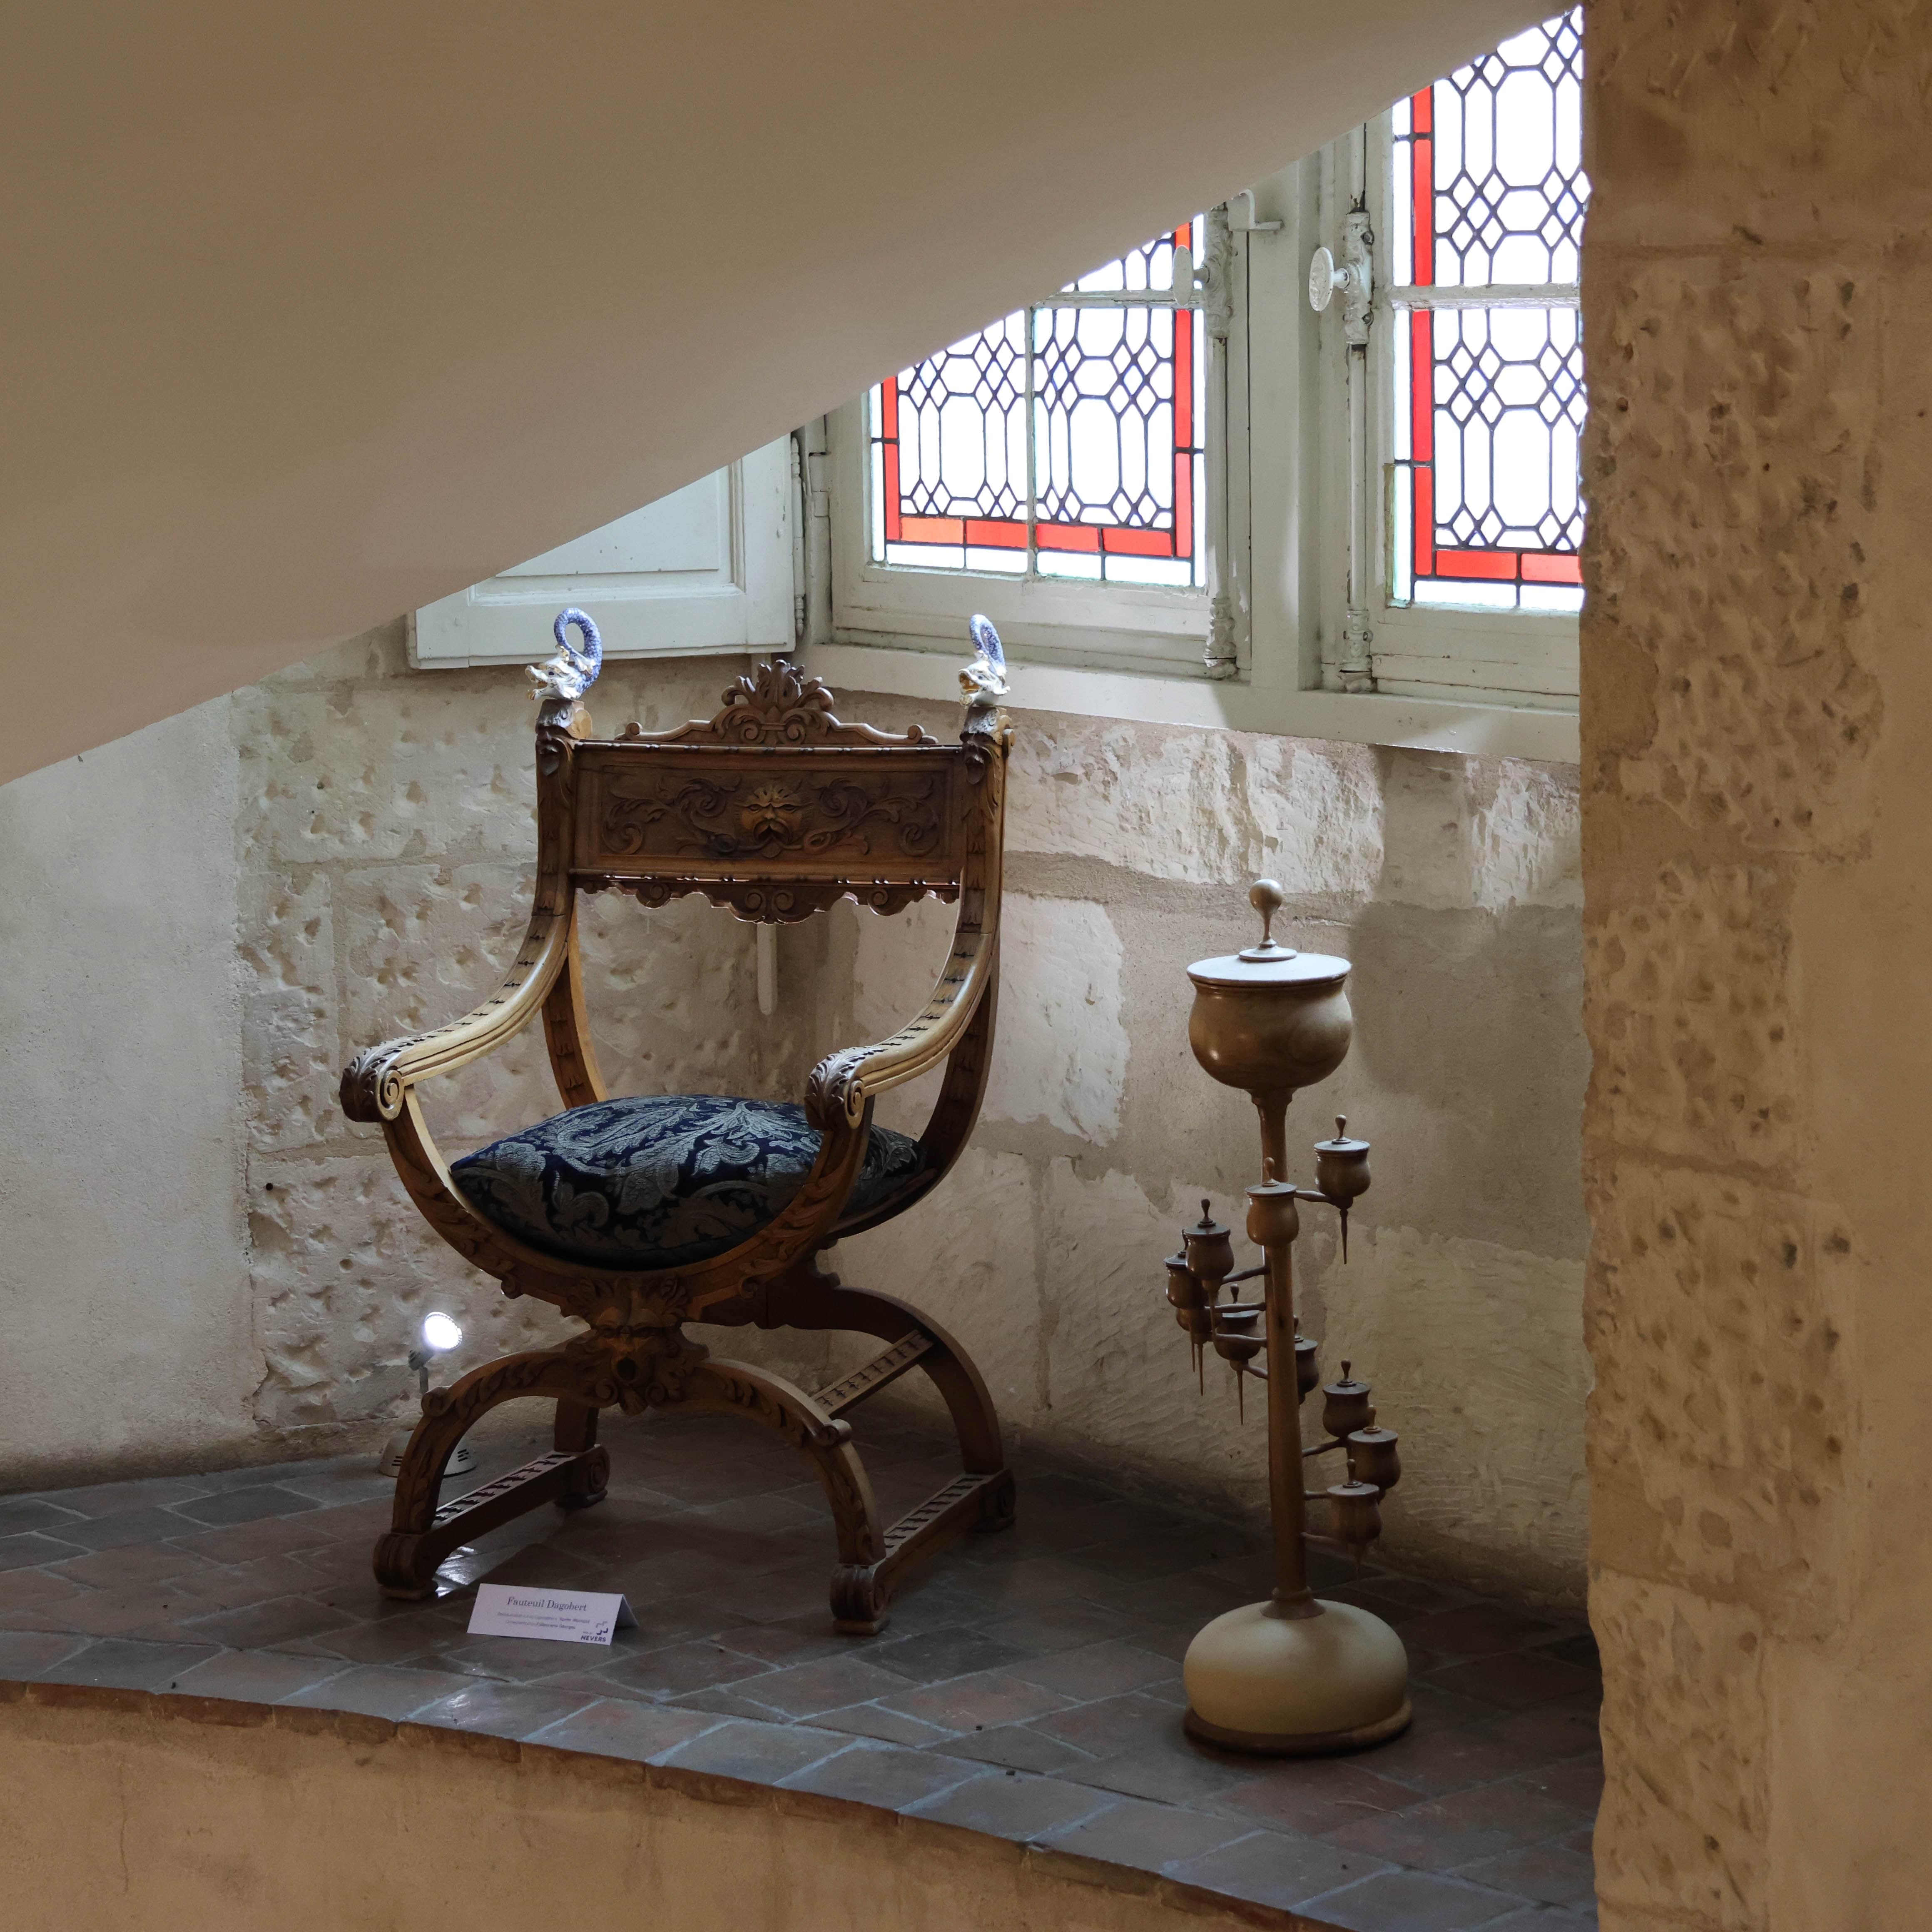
[805,640,1579,765]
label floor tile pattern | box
[0,1413,1601,1930]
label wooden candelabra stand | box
[1164,880,1411,1756]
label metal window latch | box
[1308,209,1374,345]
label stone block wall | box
[1583,2,1932,1925]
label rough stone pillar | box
[1583,4,1932,1927]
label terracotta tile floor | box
[0,1411,1601,1930]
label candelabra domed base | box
[1183,1598,1410,1756]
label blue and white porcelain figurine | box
[528,607,603,703]
[959,612,1008,707]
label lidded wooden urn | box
[1186,881,1352,1184]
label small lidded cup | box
[1314,1115,1372,1208]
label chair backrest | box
[554,660,997,924]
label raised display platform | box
[0,1410,1599,1929]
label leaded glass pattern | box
[869,222,1205,588]
[1391,9,1587,612]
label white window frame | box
[1336,119,1582,710]
[411,438,795,668]
[822,219,1245,682]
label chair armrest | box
[341,908,571,1123]
[804,925,996,1131]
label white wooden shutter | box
[411,436,794,666]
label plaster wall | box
[0,703,256,1488]
[1582,3,1932,1926]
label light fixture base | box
[1183,1598,1410,1758]
[377,1432,477,1481]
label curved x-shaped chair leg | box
[373,1346,611,1599]
[371,1342,895,1623]
[650,1357,887,1582]
[757,1267,1018,1627]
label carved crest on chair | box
[600,770,944,865]
[619,660,936,749]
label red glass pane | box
[1035,524,1101,554]
[1171,292,1195,560]
[895,513,960,546]
[1102,525,1177,559]
[1413,463,1434,581]
[1410,90,1434,289]
[1434,547,1524,582]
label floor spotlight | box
[376,1312,477,1479]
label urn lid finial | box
[1241,879,1295,962]
[1187,878,1350,992]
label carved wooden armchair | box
[341,632,1013,1633]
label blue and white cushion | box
[449,1094,924,1269]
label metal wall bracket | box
[1226,189,1282,235]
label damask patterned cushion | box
[448,1094,925,1270]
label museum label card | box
[467,1583,637,1646]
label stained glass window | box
[868,222,1206,589]
[1390,9,1586,613]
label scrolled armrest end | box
[341,1042,412,1124]
[804,1046,870,1133]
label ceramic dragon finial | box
[528,607,603,703]
[959,612,1009,708]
